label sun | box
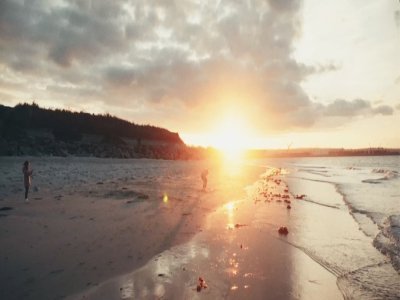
[210,113,252,160]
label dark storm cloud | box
[0,0,394,131]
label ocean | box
[268,155,400,299]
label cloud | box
[0,0,394,134]
[0,91,14,103]
[371,105,394,116]
[323,99,393,117]
[395,10,400,29]
[323,99,370,117]
[0,0,128,68]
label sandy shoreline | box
[6,156,397,299]
[0,157,264,299]
[69,166,343,300]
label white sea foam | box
[374,215,400,271]
[268,156,400,298]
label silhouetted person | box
[201,169,208,190]
[22,161,33,203]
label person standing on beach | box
[201,169,208,190]
[22,161,33,203]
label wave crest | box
[373,215,400,273]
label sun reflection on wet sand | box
[162,192,168,203]
[70,162,343,300]
[224,201,236,231]
[224,201,235,214]
[227,256,239,276]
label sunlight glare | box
[211,113,252,160]
[224,201,235,215]
[163,193,168,203]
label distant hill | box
[0,103,205,159]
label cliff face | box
[0,103,193,159]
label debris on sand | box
[278,226,289,235]
[286,205,291,209]
[234,223,248,228]
[197,276,208,292]
[137,194,149,200]
[295,194,306,200]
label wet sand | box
[68,165,343,300]
[0,157,346,299]
[0,157,261,299]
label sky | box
[0,0,399,149]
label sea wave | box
[373,215,400,272]
[282,157,400,297]
[346,166,360,170]
[372,168,398,174]
[337,183,400,272]
[362,179,383,184]
[372,169,398,179]
[337,262,400,300]
[297,168,331,177]
[362,169,398,184]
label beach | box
[0,156,399,299]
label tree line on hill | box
[0,102,183,144]
[0,102,215,159]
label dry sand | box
[0,157,343,299]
